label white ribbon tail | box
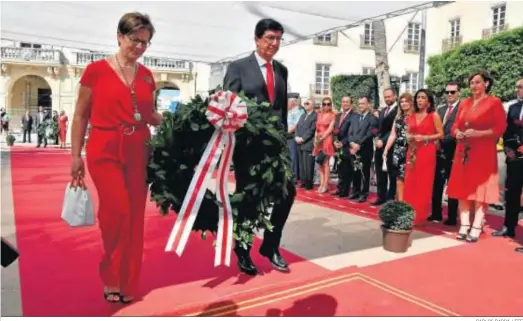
[214,132,235,267]
[165,130,224,255]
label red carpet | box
[9,149,328,316]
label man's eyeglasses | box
[445,90,457,95]
[127,35,151,48]
[263,35,284,43]
[516,85,523,89]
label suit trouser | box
[23,129,31,143]
[374,147,396,200]
[497,152,507,204]
[336,151,353,194]
[86,126,150,296]
[233,125,296,255]
[299,149,315,186]
[352,151,372,196]
[37,133,47,146]
[431,152,458,221]
[504,161,523,234]
[287,139,300,179]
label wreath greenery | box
[147,94,293,248]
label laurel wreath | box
[146,94,294,249]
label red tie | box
[265,62,275,103]
[444,105,453,123]
[340,111,348,125]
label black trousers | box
[374,147,397,201]
[37,133,47,147]
[299,149,315,188]
[432,152,458,221]
[504,161,523,233]
[23,129,31,143]
[232,125,296,256]
[352,151,372,196]
[336,151,353,195]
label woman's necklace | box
[115,55,142,122]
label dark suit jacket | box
[503,100,523,162]
[334,109,357,148]
[348,112,379,159]
[436,101,461,155]
[21,115,33,130]
[223,52,289,130]
[295,111,317,152]
[377,103,398,145]
[34,111,50,128]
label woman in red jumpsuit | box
[447,71,506,243]
[70,12,163,304]
[58,110,68,148]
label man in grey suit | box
[429,81,461,225]
[34,106,49,148]
[295,99,317,190]
[223,18,295,276]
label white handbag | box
[61,182,95,227]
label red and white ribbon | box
[165,90,247,266]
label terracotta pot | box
[381,225,412,253]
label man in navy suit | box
[223,18,294,276]
[332,96,357,197]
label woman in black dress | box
[383,93,414,201]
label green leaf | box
[180,164,188,170]
[190,123,199,131]
[230,193,244,203]
[161,151,169,157]
[244,183,257,190]
[262,140,273,146]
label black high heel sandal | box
[104,292,120,303]
[456,225,470,240]
[119,295,134,304]
[466,226,482,243]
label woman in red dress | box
[58,110,68,148]
[403,89,443,226]
[313,97,336,193]
[447,71,506,243]
[70,12,163,304]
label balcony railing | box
[74,52,192,72]
[313,32,338,46]
[403,39,420,54]
[482,24,509,39]
[442,35,463,52]
[1,47,63,65]
[360,34,375,49]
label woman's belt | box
[90,123,148,164]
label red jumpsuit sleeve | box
[79,62,98,89]
[491,96,507,138]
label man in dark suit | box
[429,81,461,225]
[223,18,295,275]
[373,88,398,206]
[35,106,49,148]
[493,76,523,245]
[295,99,317,190]
[21,110,33,143]
[333,96,357,197]
[348,96,379,203]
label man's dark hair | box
[255,19,284,38]
[359,96,370,103]
[447,81,461,91]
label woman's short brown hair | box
[468,70,494,93]
[118,12,156,41]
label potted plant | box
[378,200,415,253]
[6,134,16,146]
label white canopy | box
[1,1,438,63]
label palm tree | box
[373,20,392,107]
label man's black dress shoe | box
[491,226,516,238]
[443,219,457,226]
[358,195,368,203]
[370,199,386,206]
[427,216,442,223]
[237,254,258,276]
[348,193,360,200]
[515,247,523,253]
[259,247,289,272]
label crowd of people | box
[288,74,523,247]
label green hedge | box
[426,27,523,102]
[330,75,399,110]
